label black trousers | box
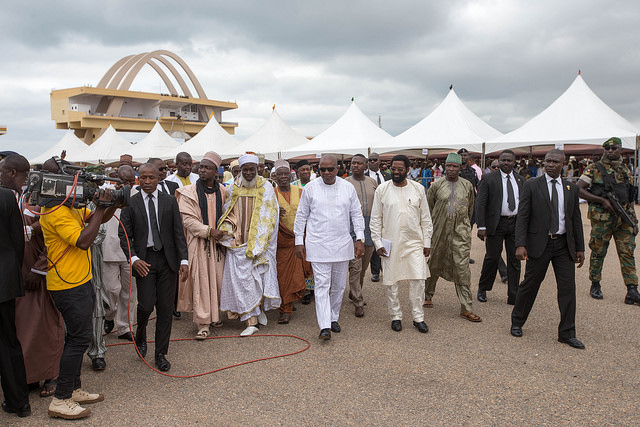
[511,235,577,340]
[370,251,381,275]
[0,299,28,408]
[50,281,94,399]
[478,216,521,301]
[136,249,176,357]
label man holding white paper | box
[370,154,433,333]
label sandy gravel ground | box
[5,204,640,426]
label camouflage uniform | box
[580,160,638,286]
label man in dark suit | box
[476,150,525,305]
[0,187,30,418]
[148,158,178,196]
[119,163,188,371]
[510,149,586,349]
[366,152,390,282]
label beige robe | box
[176,184,225,325]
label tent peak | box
[449,84,453,90]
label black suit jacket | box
[118,190,188,276]
[515,175,585,260]
[0,188,25,303]
[160,180,178,196]
[475,170,525,235]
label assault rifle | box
[604,189,638,235]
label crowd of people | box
[1,136,638,420]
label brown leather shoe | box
[355,306,364,317]
[278,312,291,324]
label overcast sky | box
[1,0,639,158]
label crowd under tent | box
[128,121,181,162]
[30,130,89,165]
[66,124,133,164]
[233,107,309,161]
[172,116,239,161]
[281,101,393,159]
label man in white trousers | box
[294,155,365,340]
[370,154,433,333]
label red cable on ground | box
[110,214,310,378]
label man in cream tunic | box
[294,155,365,340]
[370,154,432,333]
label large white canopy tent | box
[233,108,309,161]
[371,88,503,156]
[128,121,181,162]
[281,101,393,159]
[172,117,239,161]
[30,130,89,165]
[486,73,640,155]
[66,124,133,164]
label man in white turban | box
[217,153,281,336]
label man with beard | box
[218,154,281,336]
[165,152,199,188]
[370,155,432,333]
[345,153,377,317]
[475,150,525,305]
[294,155,365,340]
[511,149,585,349]
[578,137,640,305]
[424,153,481,322]
[273,159,308,324]
[176,152,227,339]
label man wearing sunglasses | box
[148,158,178,196]
[578,137,640,305]
[294,155,365,340]
[366,153,389,282]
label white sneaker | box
[240,325,259,336]
[257,311,268,326]
[48,397,91,419]
[72,389,105,404]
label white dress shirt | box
[500,170,520,216]
[367,169,385,185]
[545,174,566,235]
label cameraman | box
[39,158,121,420]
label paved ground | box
[5,204,640,426]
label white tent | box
[172,118,239,161]
[66,125,133,164]
[281,101,393,158]
[233,108,309,161]
[128,121,181,162]
[30,130,89,165]
[372,88,503,155]
[486,73,640,153]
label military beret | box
[603,137,622,148]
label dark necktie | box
[507,174,516,211]
[148,194,163,250]
[160,182,167,193]
[550,179,559,234]
[376,172,381,184]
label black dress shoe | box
[91,357,106,371]
[173,310,181,319]
[155,354,171,371]
[371,274,380,282]
[118,332,135,341]
[469,258,475,264]
[330,321,341,333]
[2,400,31,418]
[413,321,429,333]
[391,320,402,332]
[135,340,147,358]
[319,329,331,340]
[477,290,487,302]
[507,298,516,305]
[558,337,585,349]
[103,319,114,334]
[501,276,508,284]
[510,325,523,337]
[590,281,603,299]
[301,292,313,305]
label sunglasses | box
[368,158,379,162]
[604,146,620,151]
[319,167,336,172]
[491,165,498,169]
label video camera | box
[25,156,130,208]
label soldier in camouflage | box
[577,137,640,305]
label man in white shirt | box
[294,155,365,340]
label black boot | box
[590,281,603,299]
[624,285,640,305]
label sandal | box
[40,379,57,397]
[423,299,433,308]
[460,311,482,322]
[195,327,209,340]
[211,321,224,328]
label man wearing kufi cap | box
[175,152,228,339]
[273,159,308,323]
[424,152,481,322]
[225,160,241,186]
[218,153,281,336]
[578,137,640,305]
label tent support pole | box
[635,135,640,201]
[481,142,486,170]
